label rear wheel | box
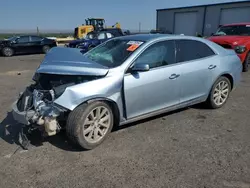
[2,47,14,57]
[42,45,51,54]
[207,76,231,109]
[66,101,114,150]
[242,52,250,72]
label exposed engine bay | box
[15,73,101,140]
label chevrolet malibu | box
[12,34,242,150]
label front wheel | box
[242,52,250,72]
[207,76,231,109]
[2,47,14,57]
[66,101,114,150]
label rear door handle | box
[208,65,217,70]
[169,74,180,79]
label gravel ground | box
[0,54,249,188]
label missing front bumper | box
[12,100,35,125]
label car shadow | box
[112,107,188,132]
[0,107,189,152]
[190,102,211,110]
[0,112,21,145]
[0,112,44,147]
[0,112,88,152]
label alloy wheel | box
[213,80,230,106]
[3,48,13,56]
[83,106,111,143]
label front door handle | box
[169,74,180,79]
[208,65,217,70]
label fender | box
[54,73,125,121]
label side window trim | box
[125,39,177,74]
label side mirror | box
[211,33,214,36]
[132,64,150,72]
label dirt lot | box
[0,54,249,188]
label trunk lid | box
[36,47,109,76]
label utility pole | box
[36,26,39,36]
[139,22,141,33]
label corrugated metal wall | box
[156,1,250,36]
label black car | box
[0,35,57,57]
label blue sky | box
[0,0,247,32]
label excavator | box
[74,18,121,39]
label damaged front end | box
[12,73,100,149]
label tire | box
[42,45,51,54]
[66,101,114,150]
[2,47,14,57]
[242,52,250,72]
[207,76,232,109]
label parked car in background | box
[76,30,121,53]
[0,35,57,57]
[66,28,124,49]
[12,34,242,150]
[208,23,250,72]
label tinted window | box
[31,36,42,42]
[17,36,30,43]
[176,40,215,63]
[134,40,176,69]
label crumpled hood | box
[36,47,109,76]
[208,35,250,46]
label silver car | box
[12,34,242,150]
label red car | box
[208,23,250,72]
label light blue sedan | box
[12,34,242,150]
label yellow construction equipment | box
[74,18,121,39]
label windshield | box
[214,25,250,36]
[7,36,18,41]
[83,38,145,68]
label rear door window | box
[30,36,42,42]
[176,39,215,63]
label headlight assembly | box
[234,45,246,54]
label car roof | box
[15,35,43,38]
[115,33,205,42]
[222,22,250,26]
[115,34,172,42]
